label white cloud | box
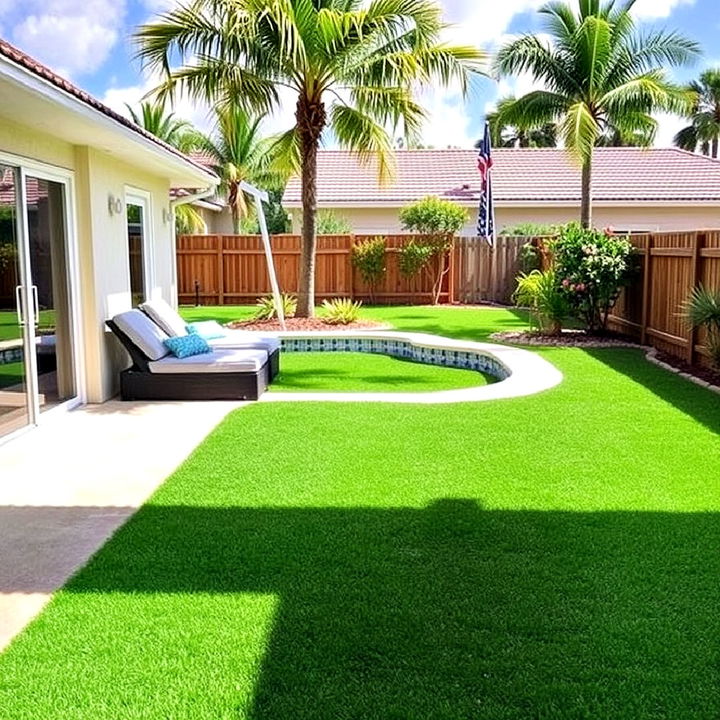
[101,74,215,133]
[654,112,686,147]
[631,0,695,20]
[11,0,125,77]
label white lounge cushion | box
[148,348,268,374]
[209,332,281,354]
[140,298,188,337]
[113,309,170,361]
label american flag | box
[477,121,496,246]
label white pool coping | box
[262,330,563,404]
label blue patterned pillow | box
[163,334,212,359]
[186,320,227,340]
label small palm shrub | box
[684,285,720,368]
[352,237,386,303]
[253,293,297,321]
[513,269,568,335]
[322,298,362,325]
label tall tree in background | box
[674,69,720,158]
[485,97,557,148]
[195,107,283,233]
[126,100,206,233]
[136,0,485,317]
[495,0,698,228]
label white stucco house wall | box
[0,39,218,442]
[280,148,720,235]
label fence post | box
[640,234,652,346]
[447,239,456,304]
[688,232,703,364]
[216,235,225,306]
[348,235,355,299]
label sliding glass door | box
[0,166,30,436]
[0,163,79,440]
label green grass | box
[270,352,489,393]
[0,361,24,389]
[0,310,56,341]
[0,306,719,719]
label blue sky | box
[0,0,715,147]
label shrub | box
[0,242,16,273]
[398,241,435,279]
[684,285,720,368]
[500,222,560,237]
[316,210,352,235]
[253,293,297,321]
[399,196,468,304]
[352,237,386,303]
[322,297,362,325]
[513,270,568,335]
[551,224,635,333]
[519,241,542,273]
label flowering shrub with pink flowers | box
[551,224,635,333]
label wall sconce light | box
[162,207,173,225]
[108,194,123,217]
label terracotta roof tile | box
[0,38,214,182]
[281,148,720,205]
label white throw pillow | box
[140,298,188,337]
[113,309,170,361]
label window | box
[125,192,152,307]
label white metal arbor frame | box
[171,180,286,329]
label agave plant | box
[321,298,362,326]
[684,285,720,368]
[253,293,297,321]
[513,270,568,336]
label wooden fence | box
[608,230,720,366]
[176,233,527,306]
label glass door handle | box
[31,285,39,326]
[15,285,25,326]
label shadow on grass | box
[584,348,720,434]
[1,500,718,718]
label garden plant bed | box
[492,329,641,349]
[652,351,720,390]
[227,317,387,332]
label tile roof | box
[281,148,720,206]
[0,38,214,182]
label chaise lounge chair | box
[140,298,281,380]
[107,309,277,401]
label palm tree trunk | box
[296,93,326,318]
[713,138,719,159]
[581,154,593,229]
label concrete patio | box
[0,400,242,651]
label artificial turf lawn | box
[0,306,719,719]
[269,351,489,392]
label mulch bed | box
[654,352,720,388]
[227,318,387,332]
[491,330,641,348]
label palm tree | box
[127,100,206,233]
[485,97,558,148]
[135,0,485,316]
[126,100,202,153]
[494,0,699,228]
[195,107,282,233]
[674,69,720,158]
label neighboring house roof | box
[0,38,217,187]
[282,148,720,207]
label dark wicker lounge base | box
[106,319,280,402]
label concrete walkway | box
[0,400,241,651]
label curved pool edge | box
[261,330,563,405]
